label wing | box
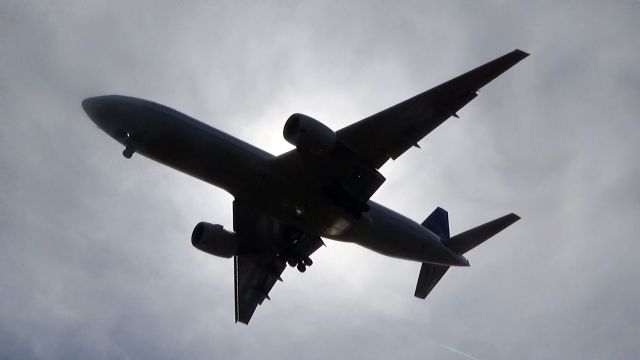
[336,49,529,169]
[233,200,324,324]
[234,252,285,324]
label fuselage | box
[82,95,468,266]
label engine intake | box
[283,113,336,155]
[191,222,239,258]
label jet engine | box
[283,113,336,155]
[191,222,239,258]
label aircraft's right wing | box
[232,200,324,324]
[234,252,285,324]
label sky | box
[1,0,639,359]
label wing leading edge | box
[336,49,529,169]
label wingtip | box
[509,213,522,222]
[513,49,530,58]
[236,316,250,325]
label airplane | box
[82,49,528,324]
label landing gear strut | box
[122,132,136,159]
[281,231,319,273]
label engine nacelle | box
[191,222,239,258]
[283,113,336,155]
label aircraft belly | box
[250,184,354,239]
[135,122,265,194]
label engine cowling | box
[283,113,336,155]
[191,222,239,258]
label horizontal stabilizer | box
[414,262,449,299]
[414,210,520,299]
[445,213,520,254]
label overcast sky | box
[1,0,639,359]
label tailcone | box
[443,249,470,267]
[428,240,470,267]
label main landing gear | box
[279,230,321,273]
[286,256,314,273]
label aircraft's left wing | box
[233,201,324,324]
[271,50,528,216]
[336,49,529,169]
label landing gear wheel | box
[303,257,313,266]
[123,146,135,159]
[287,259,297,267]
[297,263,306,273]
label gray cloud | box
[1,0,639,358]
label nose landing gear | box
[121,132,136,159]
[123,145,135,159]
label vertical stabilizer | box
[421,207,450,239]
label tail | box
[414,207,520,299]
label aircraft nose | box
[81,96,122,130]
[82,96,105,118]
